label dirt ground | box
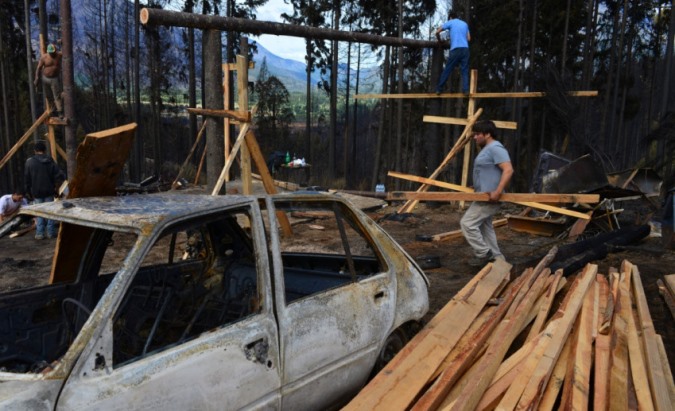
[1,194,673,373]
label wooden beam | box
[51,123,137,284]
[423,115,518,130]
[187,107,251,123]
[397,108,482,213]
[251,173,300,191]
[0,110,51,171]
[630,263,672,411]
[344,259,512,411]
[355,90,599,99]
[461,70,479,209]
[141,8,441,49]
[237,54,252,195]
[244,130,292,236]
[657,278,675,319]
[387,191,600,203]
[594,274,612,410]
[388,171,598,219]
[429,219,507,242]
[511,264,597,410]
[172,121,207,188]
[212,122,250,195]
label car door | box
[57,205,282,410]
[264,197,396,410]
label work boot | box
[35,234,45,240]
[468,251,495,267]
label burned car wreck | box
[0,193,428,410]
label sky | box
[253,0,307,63]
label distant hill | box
[250,43,381,94]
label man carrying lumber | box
[34,43,63,118]
[0,191,27,222]
[461,120,513,266]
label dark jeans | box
[436,47,470,93]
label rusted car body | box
[0,193,428,410]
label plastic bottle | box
[285,151,291,164]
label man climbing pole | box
[34,43,63,118]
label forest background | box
[0,0,673,196]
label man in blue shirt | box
[435,11,471,94]
[460,121,514,267]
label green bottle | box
[285,151,291,164]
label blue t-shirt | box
[473,141,511,193]
[441,19,470,50]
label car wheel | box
[371,329,407,377]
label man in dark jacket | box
[24,140,65,239]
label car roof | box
[21,193,257,231]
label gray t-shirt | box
[473,141,511,193]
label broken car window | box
[112,207,261,367]
[267,200,385,304]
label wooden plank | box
[630,262,672,411]
[430,219,507,242]
[343,259,512,411]
[594,274,612,411]
[619,262,655,410]
[664,274,675,298]
[244,130,292,236]
[8,224,35,238]
[608,269,631,411]
[475,318,561,411]
[223,63,231,182]
[211,122,250,195]
[186,107,251,122]
[538,338,571,411]
[655,334,675,407]
[51,123,137,284]
[387,191,600,204]
[559,275,596,410]
[511,264,597,410]
[397,108,483,213]
[412,274,523,411]
[388,171,596,220]
[354,90,599,99]
[0,110,51,171]
[657,279,675,319]
[526,269,564,342]
[460,70,479,210]
[423,115,517,130]
[237,55,252,195]
[444,269,550,411]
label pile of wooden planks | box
[344,251,675,411]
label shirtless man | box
[34,43,63,117]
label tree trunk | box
[351,42,361,186]
[329,3,340,180]
[305,38,312,166]
[395,0,403,190]
[661,0,675,116]
[23,0,38,141]
[61,0,77,178]
[371,46,390,189]
[204,29,224,192]
[141,8,440,49]
[132,0,143,180]
[343,37,351,187]
[0,23,15,188]
[561,0,571,74]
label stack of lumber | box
[344,251,675,411]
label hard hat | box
[47,44,56,53]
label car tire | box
[371,329,407,378]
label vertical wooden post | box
[460,69,478,208]
[222,63,231,182]
[47,125,57,160]
[237,53,252,194]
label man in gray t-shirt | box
[460,120,514,266]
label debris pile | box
[344,249,674,411]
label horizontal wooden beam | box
[388,171,598,219]
[223,62,255,70]
[187,107,251,122]
[386,191,600,203]
[141,8,441,49]
[423,115,518,130]
[355,91,598,100]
